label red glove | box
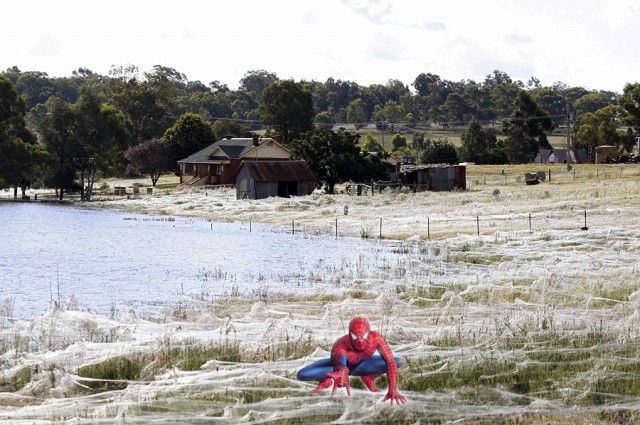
[325,366,351,396]
[381,388,406,405]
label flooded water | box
[0,202,400,318]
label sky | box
[2,0,638,93]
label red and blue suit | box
[297,317,406,405]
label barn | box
[235,161,315,200]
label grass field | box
[356,127,570,153]
[2,164,640,423]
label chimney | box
[253,134,259,146]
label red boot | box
[361,374,381,392]
[310,378,333,394]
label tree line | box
[1,64,639,196]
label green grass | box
[400,330,640,407]
[77,356,143,392]
[0,365,31,392]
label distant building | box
[535,148,588,164]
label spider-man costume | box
[297,317,406,405]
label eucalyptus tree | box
[346,98,368,126]
[260,80,314,142]
[37,97,79,199]
[501,90,554,164]
[73,89,129,199]
[15,71,57,110]
[239,69,279,105]
[290,127,386,193]
[531,87,566,126]
[620,83,640,135]
[106,65,168,145]
[164,112,216,168]
[574,92,616,117]
[37,89,129,200]
[459,118,489,163]
[485,70,522,119]
[0,76,47,195]
[573,105,623,153]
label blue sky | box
[2,0,638,92]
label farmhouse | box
[177,135,291,186]
[235,160,315,200]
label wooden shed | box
[595,145,619,164]
[235,161,315,199]
[402,165,466,191]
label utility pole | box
[566,101,572,172]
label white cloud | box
[1,0,637,91]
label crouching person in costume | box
[297,317,406,405]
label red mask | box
[348,317,370,351]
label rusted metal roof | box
[240,161,315,182]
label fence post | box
[292,220,295,235]
[581,210,588,230]
[477,216,480,236]
[379,218,382,239]
[428,217,430,241]
[250,221,252,232]
[529,213,531,230]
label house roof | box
[536,149,551,162]
[238,160,315,182]
[178,137,277,164]
[550,149,569,162]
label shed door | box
[277,181,298,198]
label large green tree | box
[73,89,129,200]
[573,104,623,153]
[0,76,47,196]
[37,91,129,200]
[501,91,554,163]
[164,113,216,167]
[290,128,387,193]
[239,69,278,105]
[260,80,314,142]
[459,118,489,163]
[531,87,566,126]
[346,98,368,126]
[37,97,79,199]
[420,138,459,164]
[106,65,169,145]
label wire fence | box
[275,209,594,241]
[3,164,639,240]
